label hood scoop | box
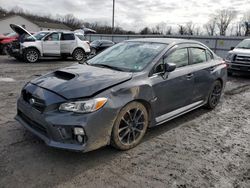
[31,64,132,99]
[54,71,75,80]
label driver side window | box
[165,48,189,68]
[44,33,60,41]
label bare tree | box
[242,10,250,36]
[166,26,172,35]
[215,9,237,36]
[178,24,187,35]
[204,17,217,36]
[186,22,195,35]
[140,27,151,34]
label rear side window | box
[166,48,189,68]
[190,48,207,64]
[61,33,75,40]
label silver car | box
[226,39,250,75]
[15,38,227,152]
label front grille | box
[22,89,46,112]
[18,110,48,136]
[235,55,250,63]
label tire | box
[111,102,149,150]
[24,48,39,63]
[72,48,85,61]
[206,80,223,109]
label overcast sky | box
[0,0,249,31]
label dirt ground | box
[0,55,249,188]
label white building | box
[0,15,72,34]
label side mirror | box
[230,47,234,50]
[165,63,176,72]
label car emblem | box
[29,98,35,105]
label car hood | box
[30,64,132,99]
[231,48,250,55]
[10,24,36,40]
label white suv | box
[9,24,91,63]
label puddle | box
[0,77,15,82]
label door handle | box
[186,73,194,80]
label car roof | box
[126,38,201,45]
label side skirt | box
[155,100,205,125]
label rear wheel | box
[111,102,149,150]
[72,48,85,61]
[206,80,222,109]
[24,48,39,63]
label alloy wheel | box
[26,50,39,63]
[118,108,146,145]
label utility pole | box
[112,0,115,34]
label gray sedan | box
[15,38,227,152]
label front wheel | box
[206,80,223,109]
[111,102,149,150]
[24,48,39,63]
[72,48,85,61]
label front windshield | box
[236,39,250,49]
[26,31,49,41]
[88,42,167,72]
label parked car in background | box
[15,38,227,152]
[9,24,91,63]
[90,40,115,55]
[0,32,18,55]
[225,39,250,75]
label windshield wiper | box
[92,64,124,71]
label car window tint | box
[62,33,75,40]
[166,48,188,68]
[206,50,213,61]
[190,48,207,64]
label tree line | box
[0,6,249,36]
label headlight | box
[225,53,234,61]
[59,97,107,113]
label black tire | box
[72,48,85,61]
[111,102,149,150]
[24,48,39,63]
[206,80,223,109]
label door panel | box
[150,67,194,119]
[189,48,215,102]
[60,33,76,54]
[42,33,60,55]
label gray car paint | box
[15,38,227,152]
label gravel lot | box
[0,55,249,188]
